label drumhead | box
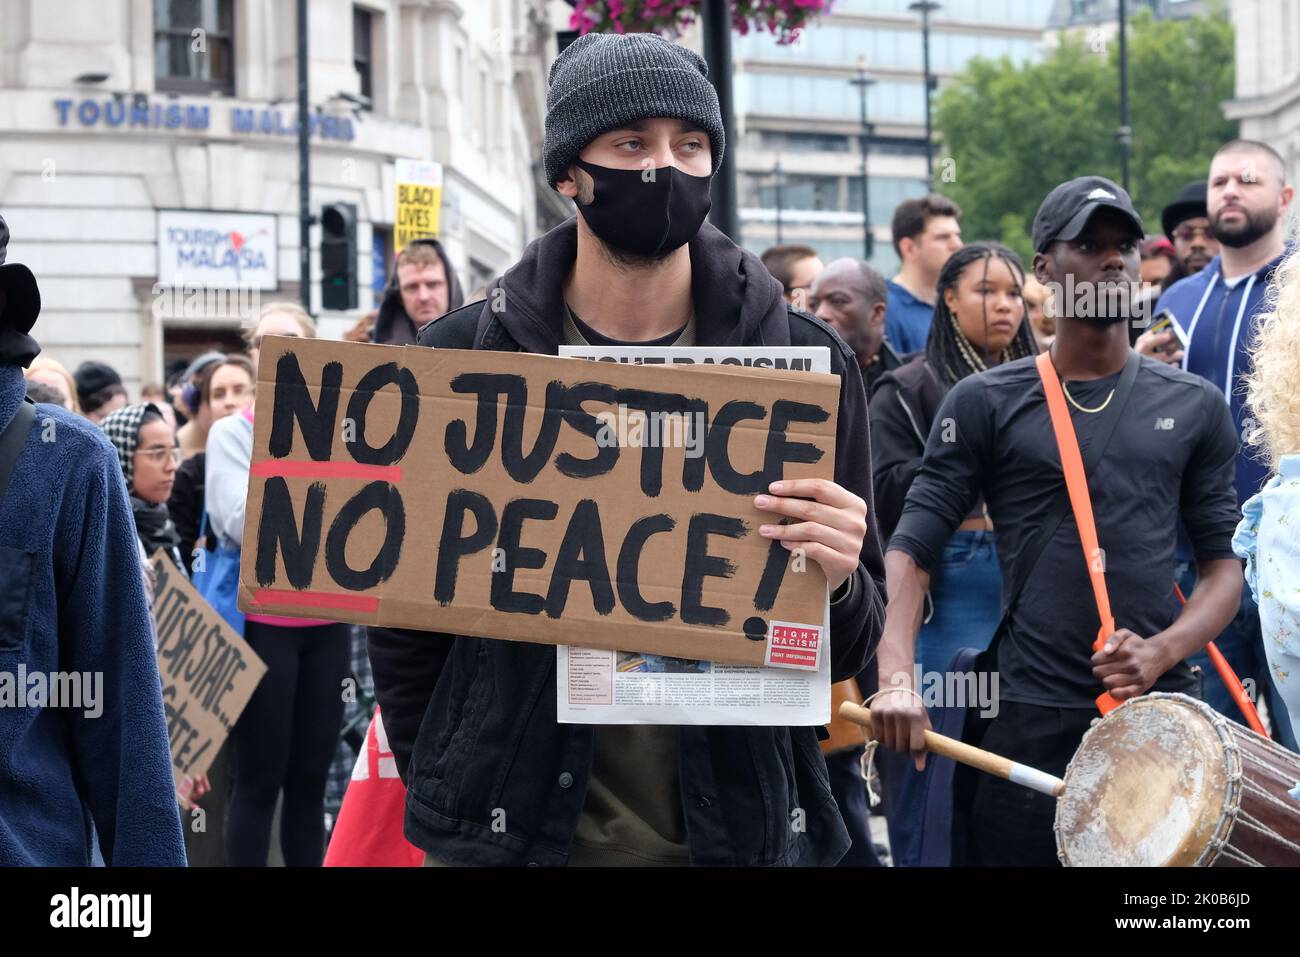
[1056,694,1235,867]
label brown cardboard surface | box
[237,336,840,667]
[151,550,267,797]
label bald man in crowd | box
[811,258,904,393]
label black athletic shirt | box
[889,353,1240,708]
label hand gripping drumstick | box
[838,702,1066,798]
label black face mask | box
[574,159,712,259]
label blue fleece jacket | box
[1155,251,1286,510]
[0,365,186,865]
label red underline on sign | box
[251,460,403,482]
[251,589,380,612]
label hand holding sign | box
[239,338,843,668]
[755,478,868,593]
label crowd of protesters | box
[2,31,1299,868]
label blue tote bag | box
[190,511,245,635]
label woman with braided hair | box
[866,241,1037,867]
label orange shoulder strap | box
[1034,352,1122,715]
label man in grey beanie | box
[370,32,887,867]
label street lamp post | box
[849,59,875,261]
[702,0,739,240]
[1117,0,1132,192]
[297,0,311,313]
[908,1,941,187]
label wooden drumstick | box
[838,701,1066,798]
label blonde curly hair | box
[1244,232,1300,471]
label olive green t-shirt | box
[567,725,691,866]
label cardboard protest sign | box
[150,550,267,797]
[237,336,841,667]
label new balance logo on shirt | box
[1155,417,1176,430]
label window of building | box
[742,173,843,212]
[154,0,235,95]
[354,6,374,108]
[757,130,852,153]
[848,175,931,225]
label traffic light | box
[320,202,357,311]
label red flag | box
[324,708,424,867]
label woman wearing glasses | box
[100,402,184,573]
[102,402,215,848]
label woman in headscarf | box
[100,402,183,576]
[100,402,210,814]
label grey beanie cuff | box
[544,33,726,187]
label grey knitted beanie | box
[544,32,725,187]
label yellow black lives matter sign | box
[394,158,443,254]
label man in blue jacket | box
[1146,139,1297,748]
[368,33,886,867]
[0,214,186,866]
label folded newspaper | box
[555,345,834,726]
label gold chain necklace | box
[1061,379,1116,414]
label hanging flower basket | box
[570,0,836,46]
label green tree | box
[934,10,1237,263]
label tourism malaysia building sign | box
[157,210,279,291]
[52,94,356,142]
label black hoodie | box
[371,237,465,345]
[368,217,888,866]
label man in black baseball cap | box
[1032,175,1146,326]
[1032,175,1144,253]
[0,214,41,368]
[1160,180,1219,277]
[872,175,1244,865]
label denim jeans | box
[1176,562,1299,751]
[883,529,1003,867]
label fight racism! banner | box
[237,337,841,668]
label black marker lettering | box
[325,481,406,590]
[433,490,498,605]
[763,399,828,476]
[545,499,614,618]
[255,477,326,588]
[616,514,677,622]
[501,379,564,483]
[554,381,619,479]
[444,373,518,475]
[680,513,746,627]
[705,400,769,494]
[491,498,558,615]
[269,353,343,460]
[345,362,419,465]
